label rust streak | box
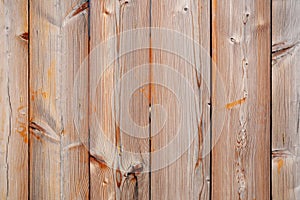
[226,97,246,109]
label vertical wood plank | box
[272,0,300,199]
[150,0,211,199]
[29,0,89,199]
[89,0,150,199]
[212,0,270,199]
[0,0,28,199]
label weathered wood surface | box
[212,0,271,199]
[29,0,89,199]
[0,0,28,199]
[89,0,150,199]
[272,0,300,199]
[2,0,300,199]
[150,0,211,199]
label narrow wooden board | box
[29,0,89,199]
[0,0,28,199]
[89,0,150,199]
[272,0,300,199]
[150,0,211,199]
[212,0,270,199]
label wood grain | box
[212,0,271,199]
[2,0,299,198]
[0,0,28,199]
[272,0,300,199]
[150,0,211,199]
[89,0,150,199]
[29,0,89,199]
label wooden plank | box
[150,0,211,199]
[29,0,89,199]
[212,0,270,199]
[0,0,28,199]
[89,0,150,199]
[272,0,300,199]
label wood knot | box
[116,169,122,188]
[19,32,29,41]
[127,163,144,176]
[243,13,250,24]
[230,37,239,44]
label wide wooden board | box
[212,0,271,199]
[29,0,89,199]
[272,0,300,199]
[0,0,28,199]
[150,0,211,199]
[89,0,150,199]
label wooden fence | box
[0,0,299,199]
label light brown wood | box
[150,0,211,199]
[29,0,89,199]
[272,0,300,199]
[0,0,28,199]
[89,0,150,199]
[2,0,299,198]
[212,0,271,199]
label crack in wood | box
[272,41,300,64]
[29,121,60,143]
[272,149,295,158]
[5,73,13,199]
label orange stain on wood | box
[47,60,56,78]
[41,91,48,99]
[31,89,48,100]
[30,132,41,141]
[139,86,149,101]
[17,106,28,143]
[17,126,28,143]
[226,97,246,109]
[277,158,284,174]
